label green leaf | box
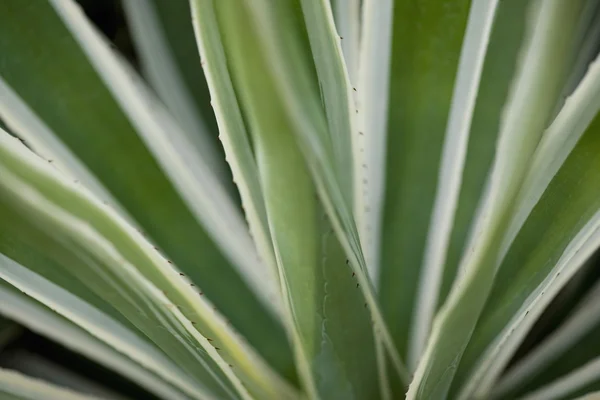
[232,0,410,385]
[574,391,600,400]
[150,0,221,139]
[0,130,297,400]
[493,279,600,399]
[516,357,600,400]
[0,252,207,400]
[0,279,188,400]
[442,0,600,310]
[51,0,282,321]
[450,54,600,399]
[212,1,384,397]
[0,166,242,399]
[376,0,471,368]
[0,77,131,221]
[355,0,393,282]
[331,0,360,83]
[0,352,128,400]
[122,0,229,183]
[0,0,293,378]
[0,368,98,400]
[298,0,356,211]
[408,0,587,398]
[189,0,279,294]
[440,0,532,305]
[409,0,500,367]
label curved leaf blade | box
[213,1,384,397]
[0,130,297,400]
[0,279,189,400]
[377,0,471,367]
[408,1,587,397]
[0,0,292,373]
[0,368,99,400]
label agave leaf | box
[212,1,386,397]
[191,1,387,393]
[355,0,394,282]
[552,0,600,116]
[0,368,99,400]
[330,0,360,83]
[493,279,600,399]
[451,54,600,399]
[0,0,292,375]
[0,280,188,400]
[122,0,228,182]
[149,0,221,139]
[408,0,587,398]
[575,392,600,400]
[298,0,356,214]
[0,171,243,398]
[232,0,410,386]
[517,357,600,400]
[409,0,499,367]
[0,131,298,400]
[439,0,533,304]
[501,34,600,263]
[0,78,128,220]
[2,352,130,400]
[188,0,279,292]
[456,202,600,399]
[0,236,209,399]
[442,0,600,308]
[377,0,471,367]
[50,0,282,322]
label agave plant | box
[1,0,600,398]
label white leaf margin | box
[409,0,499,370]
[122,0,227,180]
[0,130,296,399]
[355,0,394,286]
[457,208,600,399]
[49,0,283,320]
[492,279,600,399]
[0,77,130,222]
[0,277,189,400]
[0,367,100,400]
[520,357,600,400]
[0,252,207,400]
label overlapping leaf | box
[408,0,592,398]
[376,0,471,368]
[0,128,299,399]
[208,1,384,397]
[0,368,98,400]
[0,279,187,400]
[0,1,292,378]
